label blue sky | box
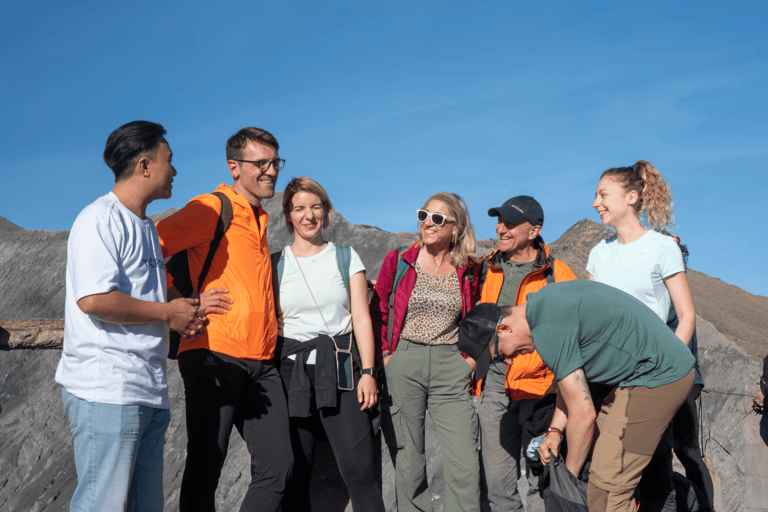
[1,1,766,296]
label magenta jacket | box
[371,244,480,355]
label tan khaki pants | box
[587,371,694,512]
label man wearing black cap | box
[474,196,577,511]
[459,281,695,512]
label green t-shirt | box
[525,280,694,388]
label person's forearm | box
[78,290,172,325]
[550,391,568,431]
[353,316,377,368]
[564,414,594,477]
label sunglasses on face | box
[416,209,456,227]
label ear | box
[496,322,513,334]
[138,156,151,178]
[227,160,240,180]
[626,189,639,207]
[529,224,542,240]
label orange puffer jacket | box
[476,237,577,400]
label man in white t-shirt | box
[55,121,204,512]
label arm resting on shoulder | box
[78,290,203,336]
[665,271,695,346]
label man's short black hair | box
[226,127,279,161]
[104,121,167,182]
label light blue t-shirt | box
[55,192,169,408]
[526,281,694,389]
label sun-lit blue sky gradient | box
[1,1,766,295]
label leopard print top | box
[399,261,462,346]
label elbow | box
[77,295,99,316]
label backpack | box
[271,244,353,305]
[165,191,232,359]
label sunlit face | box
[592,176,636,229]
[419,200,456,247]
[148,141,176,201]
[229,141,279,206]
[496,217,537,257]
[289,191,326,242]
[494,314,535,364]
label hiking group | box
[55,120,714,512]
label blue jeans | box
[62,388,171,512]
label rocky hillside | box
[1,202,766,511]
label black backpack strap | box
[478,256,490,291]
[196,192,232,291]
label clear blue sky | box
[1,1,766,296]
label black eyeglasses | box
[417,209,456,227]
[232,158,285,172]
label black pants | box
[178,349,293,512]
[280,362,385,512]
[673,384,715,511]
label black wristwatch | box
[361,367,380,380]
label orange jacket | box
[155,184,277,360]
[477,237,577,400]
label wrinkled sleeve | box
[370,248,398,355]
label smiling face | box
[496,218,539,260]
[147,141,176,201]
[592,176,638,229]
[228,141,279,206]
[419,199,456,248]
[289,190,326,243]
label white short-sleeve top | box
[586,229,685,323]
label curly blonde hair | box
[417,192,476,267]
[600,160,675,232]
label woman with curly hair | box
[586,160,712,511]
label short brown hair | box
[282,177,334,235]
[226,127,279,161]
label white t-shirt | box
[277,242,365,364]
[55,192,170,409]
[586,229,685,323]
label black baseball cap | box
[458,303,502,361]
[488,196,544,227]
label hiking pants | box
[383,340,480,512]
[587,371,694,512]
[279,362,385,512]
[673,384,715,511]
[178,349,293,512]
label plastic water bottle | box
[526,434,547,461]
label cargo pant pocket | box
[381,402,406,449]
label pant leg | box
[178,350,243,512]
[320,385,386,512]
[673,384,715,511]
[384,341,433,512]
[476,380,524,512]
[236,360,293,512]
[63,388,166,512]
[638,427,676,512]
[127,407,171,512]
[588,372,694,512]
[427,345,480,512]
[279,362,320,512]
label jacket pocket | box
[381,402,406,449]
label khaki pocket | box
[381,402,406,449]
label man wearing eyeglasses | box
[473,196,577,512]
[156,127,293,512]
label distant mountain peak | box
[0,216,23,232]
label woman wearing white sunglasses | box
[371,192,481,512]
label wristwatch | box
[361,367,380,380]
